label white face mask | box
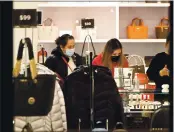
[65,48,75,57]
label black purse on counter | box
[13,38,56,116]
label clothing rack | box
[81,29,107,131]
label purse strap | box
[62,57,73,72]
[160,17,169,26]
[13,38,37,80]
[131,17,144,26]
[81,34,96,57]
[21,123,33,132]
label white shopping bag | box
[76,26,97,40]
[38,26,59,41]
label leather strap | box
[131,17,144,26]
[55,72,64,83]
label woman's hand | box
[159,65,169,77]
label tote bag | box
[13,38,56,116]
[155,17,170,39]
[127,18,148,39]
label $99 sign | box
[13,9,37,27]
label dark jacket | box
[63,65,124,131]
[146,52,172,90]
[44,46,82,80]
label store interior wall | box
[39,6,167,57]
[13,2,168,65]
[13,2,46,66]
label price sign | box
[81,19,94,29]
[13,9,37,27]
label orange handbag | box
[155,17,170,39]
[127,18,148,39]
[137,73,149,85]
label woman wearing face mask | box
[45,34,82,81]
[92,38,129,76]
[146,33,172,101]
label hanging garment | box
[14,64,67,132]
[63,65,124,131]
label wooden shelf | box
[38,39,166,44]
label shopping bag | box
[127,18,148,39]
[155,17,170,39]
[13,38,56,116]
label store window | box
[13,1,172,132]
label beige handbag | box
[38,18,59,41]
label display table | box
[118,88,169,130]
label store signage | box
[81,19,94,29]
[13,9,37,27]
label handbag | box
[13,38,56,116]
[155,17,170,39]
[127,18,148,39]
[38,18,58,40]
[136,73,149,85]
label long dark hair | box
[55,34,74,48]
[102,38,125,69]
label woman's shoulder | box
[151,52,167,61]
[92,53,103,65]
[155,52,167,57]
[46,54,57,61]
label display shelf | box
[38,39,166,44]
[38,2,117,8]
[118,89,169,94]
[119,3,170,7]
[119,39,166,43]
[38,2,170,8]
[124,111,154,114]
[38,39,109,44]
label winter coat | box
[45,46,83,80]
[14,64,67,132]
[63,65,124,131]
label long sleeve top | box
[146,52,172,90]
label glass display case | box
[118,88,169,130]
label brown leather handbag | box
[127,18,148,39]
[155,17,170,39]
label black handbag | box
[13,38,56,116]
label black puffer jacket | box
[63,65,124,131]
[45,46,82,80]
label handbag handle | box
[160,17,169,26]
[13,38,37,80]
[131,18,144,26]
[81,35,96,57]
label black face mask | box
[111,55,120,62]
